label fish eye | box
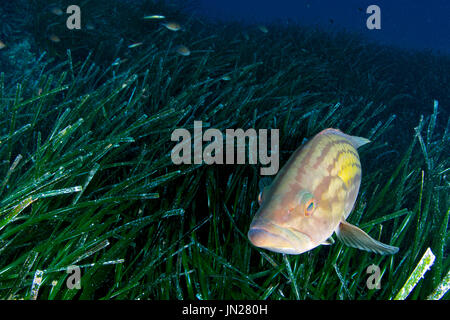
[305,199,316,216]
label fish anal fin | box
[336,221,399,255]
[321,237,335,245]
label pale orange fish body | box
[162,22,182,31]
[175,45,191,56]
[248,128,399,255]
[49,34,61,43]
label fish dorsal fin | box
[336,221,399,255]
[319,128,370,149]
[347,134,371,149]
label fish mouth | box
[248,219,312,254]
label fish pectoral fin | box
[321,237,335,245]
[258,177,273,191]
[258,177,273,204]
[336,221,399,255]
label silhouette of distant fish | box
[143,15,166,20]
[175,45,191,56]
[49,34,61,43]
[162,22,182,31]
[128,42,143,49]
[258,25,269,33]
[50,6,63,16]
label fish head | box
[248,186,322,254]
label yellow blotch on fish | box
[248,128,399,255]
[175,45,190,56]
[162,22,182,31]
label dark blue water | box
[196,0,450,54]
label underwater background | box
[0,0,448,300]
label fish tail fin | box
[336,221,399,255]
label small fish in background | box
[50,6,64,16]
[162,22,182,32]
[0,40,6,49]
[258,25,269,33]
[143,15,166,20]
[85,22,95,31]
[175,45,190,56]
[248,128,399,255]
[111,58,129,66]
[49,34,61,43]
[329,18,334,24]
[221,75,231,81]
[141,88,149,99]
[128,42,143,49]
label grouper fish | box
[248,128,399,255]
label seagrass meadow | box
[0,0,448,300]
